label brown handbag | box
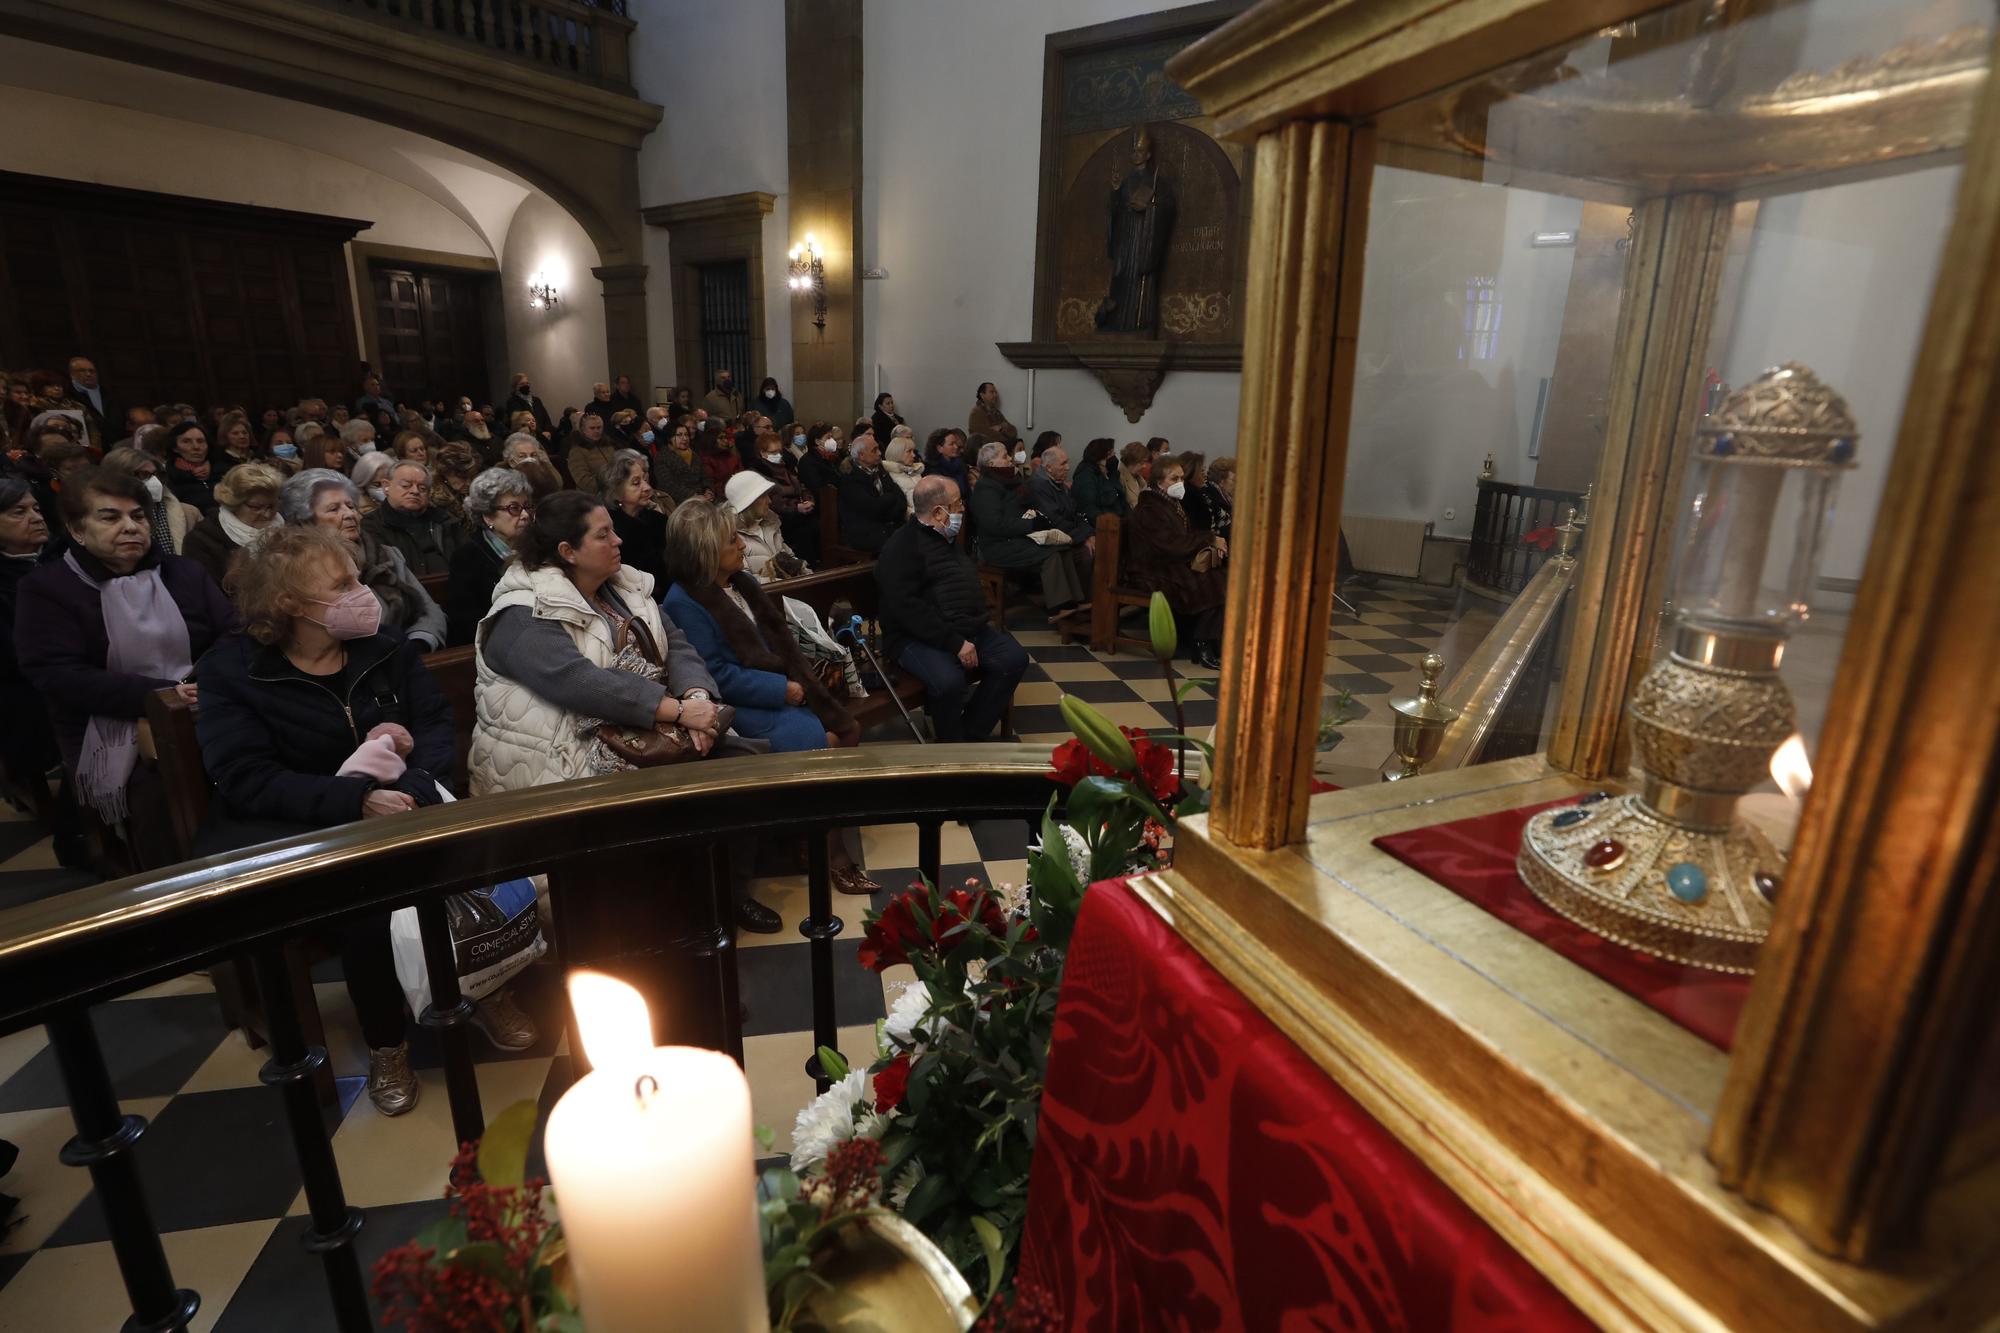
[1190,546,1217,574]
[592,617,736,768]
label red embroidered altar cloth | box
[1019,879,1594,1331]
[1372,801,1751,1050]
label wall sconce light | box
[787,234,826,333]
[527,274,560,310]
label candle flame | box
[568,971,652,1071]
[1771,734,1813,801]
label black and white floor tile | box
[0,582,1459,1329]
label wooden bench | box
[1088,513,1154,655]
[418,570,450,607]
[815,485,865,568]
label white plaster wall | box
[499,193,610,416]
[630,0,792,398]
[861,0,1243,448]
[0,86,491,257]
[1343,166,1581,538]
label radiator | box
[1343,516,1429,579]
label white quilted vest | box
[468,562,666,795]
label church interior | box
[0,0,1997,1329]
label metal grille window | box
[1461,275,1501,361]
[698,260,752,392]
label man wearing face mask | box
[877,476,1028,742]
[969,441,1087,615]
[15,468,238,864]
[702,369,743,421]
[836,434,908,555]
[505,372,553,440]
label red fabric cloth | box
[1373,801,1750,1050]
[1020,880,1593,1332]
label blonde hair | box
[215,462,284,510]
[663,498,735,588]
[236,525,356,646]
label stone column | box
[784,0,862,428]
[592,263,651,390]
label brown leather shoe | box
[366,1042,420,1117]
[832,865,882,896]
[471,988,539,1052]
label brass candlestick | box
[1519,364,1856,973]
[1386,653,1456,781]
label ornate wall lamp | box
[527,274,560,311]
[787,234,826,332]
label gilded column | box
[1209,120,1370,850]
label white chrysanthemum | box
[1030,823,1092,886]
[789,1070,878,1170]
[889,1160,925,1211]
[883,982,933,1049]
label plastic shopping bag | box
[387,785,548,1015]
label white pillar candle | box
[543,973,768,1333]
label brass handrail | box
[0,744,1057,1031]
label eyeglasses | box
[497,502,535,518]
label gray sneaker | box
[366,1042,420,1116]
[472,988,539,1052]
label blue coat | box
[662,580,829,753]
[194,628,455,831]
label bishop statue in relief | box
[1096,123,1177,335]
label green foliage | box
[1058,694,1137,772]
[1148,590,1178,661]
[475,1098,539,1190]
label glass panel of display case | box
[1300,0,1991,1095]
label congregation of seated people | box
[1,355,1235,1112]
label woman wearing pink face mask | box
[192,525,535,1116]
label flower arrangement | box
[787,593,1213,1310]
[373,1101,578,1333]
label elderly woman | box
[15,468,237,863]
[883,430,924,506]
[431,441,480,526]
[1203,458,1237,543]
[182,462,282,590]
[0,478,63,832]
[662,500,877,895]
[193,525,536,1116]
[339,417,378,459]
[699,418,742,494]
[281,468,445,650]
[501,433,549,471]
[1117,440,1150,511]
[391,431,432,466]
[216,411,260,469]
[1127,455,1228,669]
[99,445,200,557]
[163,420,219,513]
[652,418,710,505]
[351,450,395,514]
[599,448,666,582]
[723,472,809,582]
[447,468,535,647]
[743,427,817,560]
[969,440,1086,615]
[1177,450,1216,533]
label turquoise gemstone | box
[1666,862,1708,903]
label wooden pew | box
[418,571,450,607]
[1087,513,1153,655]
[815,485,865,568]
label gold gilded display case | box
[1143,1,2000,1329]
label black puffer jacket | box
[838,466,908,554]
[194,627,454,832]
[877,517,987,657]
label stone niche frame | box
[640,191,775,398]
[999,1,1252,422]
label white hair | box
[890,423,914,440]
[848,437,876,464]
[976,440,1009,469]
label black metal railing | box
[311,0,638,90]
[0,746,1054,1332]
[1465,478,1585,596]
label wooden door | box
[368,265,492,406]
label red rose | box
[1051,728,1182,803]
[1127,733,1181,802]
[1048,737,1112,787]
[873,1051,912,1110]
[858,887,929,972]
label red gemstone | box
[1583,839,1626,871]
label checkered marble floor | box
[0,581,1461,1330]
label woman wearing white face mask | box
[99,445,199,557]
[745,425,820,563]
[1126,458,1228,669]
[797,422,847,497]
[756,377,795,428]
[351,450,396,515]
